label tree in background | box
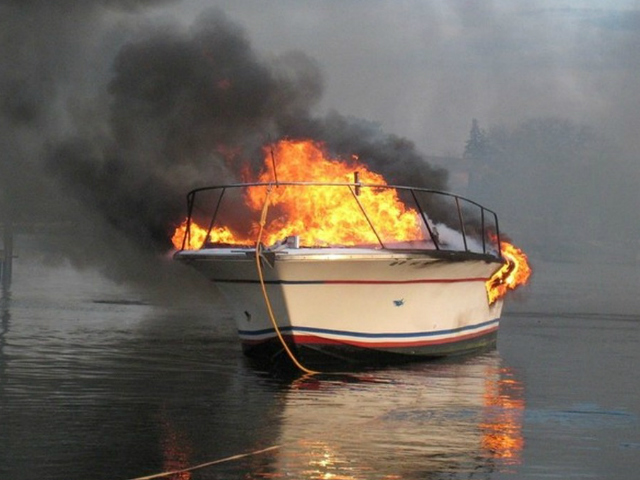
[463,118,490,160]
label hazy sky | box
[157,0,640,156]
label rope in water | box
[255,184,319,375]
[125,445,280,480]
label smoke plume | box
[1,5,446,286]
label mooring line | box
[125,445,281,480]
[255,184,320,375]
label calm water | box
[1,244,639,479]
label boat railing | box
[179,182,501,259]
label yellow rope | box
[255,185,319,375]
[125,445,280,480]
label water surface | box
[1,250,639,479]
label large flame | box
[172,139,421,249]
[486,242,532,304]
[172,139,532,301]
[248,140,422,246]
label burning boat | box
[173,140,529,371]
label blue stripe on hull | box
[243,329,499,371]
[238,318,500,341]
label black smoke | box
[2,5,447,287]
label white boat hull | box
[175,247,504,368]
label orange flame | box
[172,139,421,249]
[249,140,421,246]
[171,223,249,250]
[486,242,532,304]
[172,139,532,302]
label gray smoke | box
[1,5,446,287]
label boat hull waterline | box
[175,247,504,368]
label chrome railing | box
[179,182,501,259]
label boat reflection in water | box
[247,351,524,479]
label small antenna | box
[269,143,280,186]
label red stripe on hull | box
[323,277,491,285]
[241,325,499,349]
[241,328,499,370]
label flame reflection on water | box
[241,353,525,480]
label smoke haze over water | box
[2,1,640,287]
